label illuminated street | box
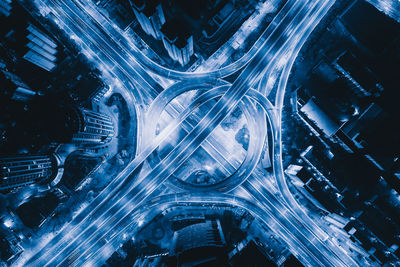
[1,0,399,266]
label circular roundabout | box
[143,79,269,193]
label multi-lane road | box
[17,0,364,266]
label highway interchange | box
[17,0,366,266]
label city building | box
[161,18,194,66]
[0,154,59,191]
[127,0,242,66]
[130,0,165,40]
[202,0,236,38]
[0,224,23,265]
[333,51,383,98]
[170,219,227,265]
[1,0,400,266]
[299,98,341,137]
[23,24,58,72]
[90,85,110,104]
[0,0,12,18]
[49,106,114,146]
[70,108,114,146]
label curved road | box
[17,0,362,266]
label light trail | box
[84,193,334,266]
[16,0,365,266]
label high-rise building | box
[0,154,59,191]
[70,108,114,145]
[0,0,12,17]
[170,219,227,265]
[130,0,166,40]
[23,24,58,72]
[161,18,193,66]
[50,107,114,146]
[0,224,23,264]
[90,85,110,104]
[36,104,115,147]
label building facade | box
[71,108,114,146]
[23,24,57,72]
[171,219,227,265]
[130,0,166,40]
[161,19,193,66]
[0,154,58,191]
[0,224,23,264]
[0,0,12,17]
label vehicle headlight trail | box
[19,0,360,266]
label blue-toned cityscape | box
[0,0,399,266]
